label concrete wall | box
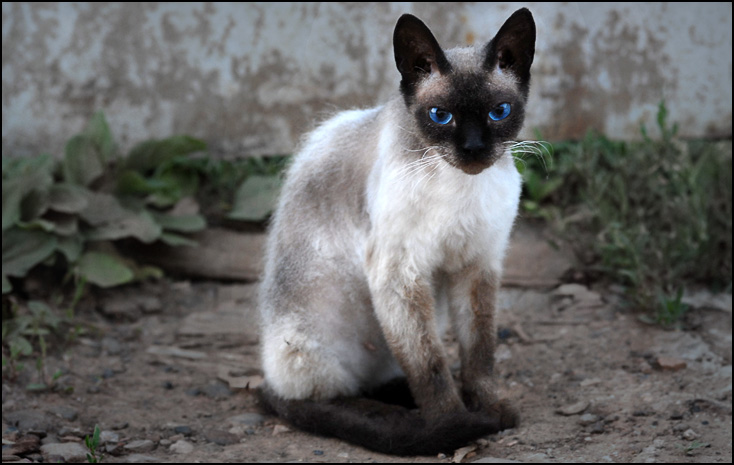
[2,2,731,158]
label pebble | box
[672,423,690,433]
[5,435,40,455]
[201,381,233,399]
[227,413,265,427]
[204,430,239,446]
[170,439,194,454]
[578,413,599,426]
[682,429,699,441]
[124,439,156,453]
[657,356,687,371]
[40,442,89,462]
[99,430,120,444]
[556,400,590,416]
[49,405,79,422]
[173,425,193,436]
[272,425,290,436]
[5,410,55,435]
[123,453,159,463]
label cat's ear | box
[393,14,451,93]
[484,8,536,86]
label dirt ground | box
[2,220,732,463]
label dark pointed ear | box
[484,8,536,87]
[393,14,451,95]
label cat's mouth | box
[446,151,503,175]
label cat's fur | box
[258,8,536,455]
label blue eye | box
[429,107,453,125]
[489,103,511,121]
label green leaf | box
[2,181,23,231]
[47,183,90,213]
[76,251,134,288]
[2,228,58,277]
[152,212,206,233]
[84,112,116,163]
[159,232,198,247]
[125,135,206,173]
[228,175,283,221]
[63,135,105,186]
[56,236,84,263]
[80,194,162,243]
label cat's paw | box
[486,398,519,430]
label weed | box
[520,102,732,324]
[85,425,102,463]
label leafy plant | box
[520,102,732,324]
[2,112,209,294]
[85,425,102,463]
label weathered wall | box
[2,2,731,158]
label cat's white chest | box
[367,144,521,274]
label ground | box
[2,220,732,463]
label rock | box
[556,400,590,416]
[578,413,599,426]
[201,380,232,399]
[272,425,290,436]
[173,425,193,436]
[49,405,79,422]
[452,444,477,463]
[146,345,207,360]
[99,430,120,444]
[590,422,605,434]
[5,434,40,455]
[123,453,160,463]
[40,442,89,462]
[657,356,687,371]
[128,229,265,281]
[204,430,239,446]
[170,439,194,454]
[124,439,156,453]
[227,413,265,427]
[682,429,699,440]
[5,410,55,435]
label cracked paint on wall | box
[2,2,731,158]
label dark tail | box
[258,384,511,456]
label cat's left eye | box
[429,107,453,125]
[489,103,511,121]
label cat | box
[257,8,536,456]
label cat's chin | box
[448,158,499,175]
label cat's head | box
[394,9,536,175]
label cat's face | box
[394,9,536,175]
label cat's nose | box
[463,139,486,153]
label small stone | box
[590,422,605,434]
[204,430,238,446]
[124,439,156,453]
[5,410,55,435]
[99,430,120,444]
[272,424,290,436]
[201,381,232,399]
[672,423,690,433]
[669,411,685,420]
[49,406,79,422]
[6,435,40,455]
[682,429,699,441]
[123,453,159,463]
[170,439,194,454]
[40,442,89,462]
[578,413,599,426]
[227,413,265,427]
[657,356,687,371]
[173,425,193,436]
[580,377,602,387]
[556,400,590,416]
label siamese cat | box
[258,8,536,456]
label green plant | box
[85,425,102,463]
[2,112,208,293]
[520,102,732,324]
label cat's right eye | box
[429,107,453,125]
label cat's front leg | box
[448,265,518,427]
[366,250,465,421]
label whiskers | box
[504,140,553,175]
[395,146,448,195]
